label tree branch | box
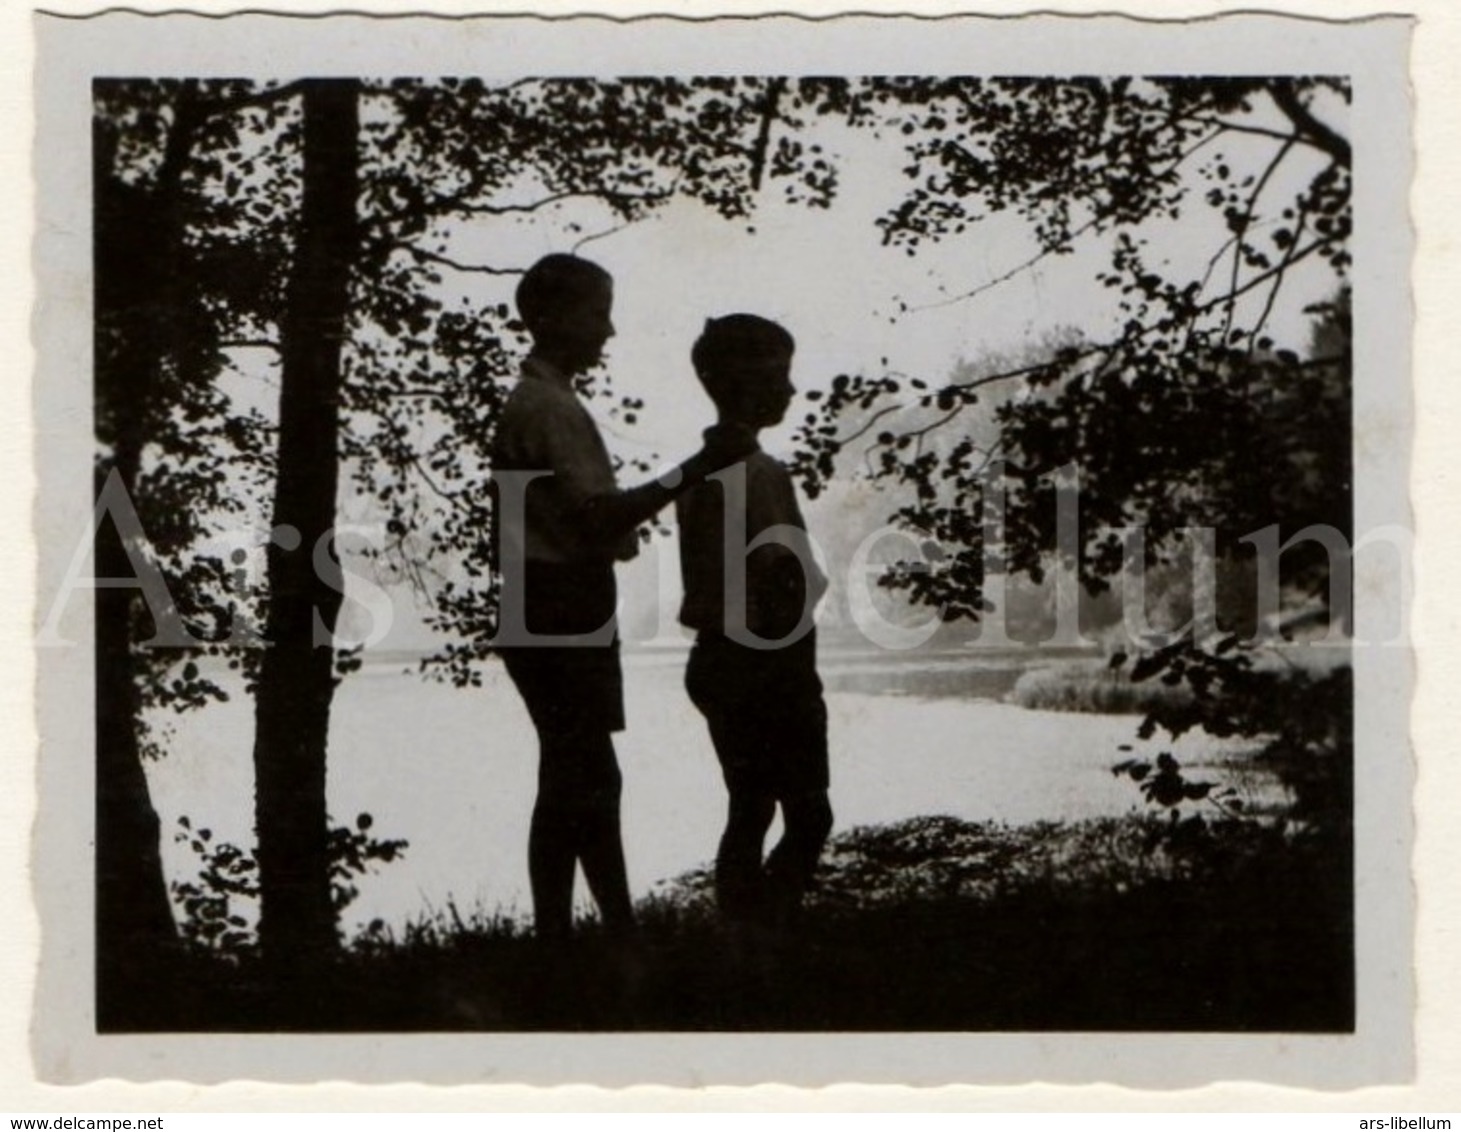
[835,236,1339,481]
[1224,136,1296,338]
[939,238,1329,395]
[397,244,524,276]
[371,185,675,233]
[572,221,632,254]
[1250,203,1312,347]
[1267,80,1350,168]
[906,217,1100,313]
[1179,115,1307,148]
[910,406,963,458]
[833,402,902,448]
[1184,232,1242,353]
[1210,235,1329,317]
[376,387,449,400]
[197,80,308,121]
[949,356,1079,394]
[370,190,586,232]
[1196,233,1242,298]
[406,450,467,509]
[748,77,788,193]
[900,124,1223,316]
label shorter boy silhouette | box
[677,314,834,928]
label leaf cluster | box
[169,812,409,955]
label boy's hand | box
[697,423,758,471]
[659,424,756,492]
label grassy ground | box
[105,813,1352,1033]
[1008,661,1194,715]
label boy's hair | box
[515,254,612,331]
[691,313,795,407]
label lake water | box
[145,647,1262,939]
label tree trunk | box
[252,80,359,969]
[94,508,178,1028]
[92,104,198,1026]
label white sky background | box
[298,82,1343,649]
[438,98,1337,456]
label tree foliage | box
[94,73,1357,983]
[93,76,841,962]
[329,78,835,685]
[93,79,301,1007]
[170,812,408,956]
[785,77,1354,828]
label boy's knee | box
[537,729,622,810]
[786,792,833,846]
[726,789,777,831]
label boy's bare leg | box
[578,808,634,934]
[531,728,635,939]
[718,790,777,920]
[529,737,579,941]
[572,731,635,935]
[575,739,634,934]
[763,790,833,922]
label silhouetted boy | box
[677,314,834,927]
[491,254,748,942]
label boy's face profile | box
[532,275,615,375]
[725,352,795,430]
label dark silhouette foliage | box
[170,813,407,956]
[94,76,1355,1026]
[93,76,847,984]
[785,77,1354,834]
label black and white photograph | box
[28,7,1415,1087]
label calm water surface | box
[145,646,1266,938]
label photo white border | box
[7,0,1454,1108]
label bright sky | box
[433,107,1337,465]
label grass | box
[101,812,1353,1034]
[1009,660,1194,715]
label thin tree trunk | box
[252,80,359,968]
[94,507,177,1027]
[92,102,199,1025]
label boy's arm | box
[745,465,827,640]
[750,548,813,640]
[575,425,757,549]
[514,390,676,555]
[749,539,827,640]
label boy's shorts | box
[685,631,829,798]
[498,560,625,736]
[501,641,625,736]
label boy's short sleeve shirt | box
[677,448,826,636]
[492,358,633,563]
